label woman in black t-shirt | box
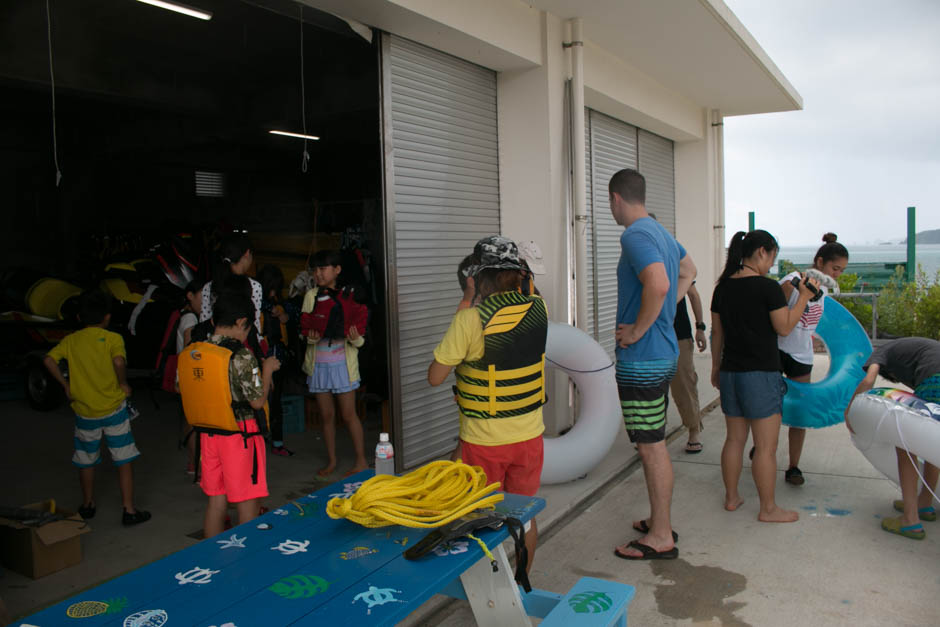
[710,230,817,523]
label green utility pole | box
[907,206,916,283]
[748,211,755,232]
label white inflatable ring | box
[540,322,621,485]
[848,388,940,485]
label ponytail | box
[211,234,253,296]
[718,231,747,284]
[718,229,779,284]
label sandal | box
[685,442,703,454]
[613,540,678,560]
[881,516,925,540]
[632,520,678,542]
[784,467,805,485]
[271,445,295,457]
[892,500,937,521]
[122,509,152,527]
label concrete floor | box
[4,350,938,626]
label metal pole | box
[748,211,755,232]
[907,206,916,282]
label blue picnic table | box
[14,470,550,627]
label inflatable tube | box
[783,298,872,428]
[541,322,621,485]
[25,278,83,320]
[848,388,940,485]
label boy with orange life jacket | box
[178,290,280,538]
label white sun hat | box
[518,240,546,275]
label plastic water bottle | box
[375,433,395,475]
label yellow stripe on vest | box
[458,390,546,413]
[458,359,543,381]
[482,302,532,336]
[456,376,543,398]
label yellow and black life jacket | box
[455,292,548,419]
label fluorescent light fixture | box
[269,130,320,141]
[136,0,213,21]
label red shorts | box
[200,419,268,503]
[460,436,543,496]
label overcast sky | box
[722,0,940,246]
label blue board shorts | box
[616,359,677,444]
[719,370,787,419]
[915,373,940,404]
[73,403,141,468]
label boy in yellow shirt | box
[43,291,151,525]
[428,236,547,570]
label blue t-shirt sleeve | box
[621,228,663,275]
[677,240,686,260]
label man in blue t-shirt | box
[609,169,696,561]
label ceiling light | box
[136,0,213,21]
[269,130,320,141]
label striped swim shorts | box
[72,403,141,468]
[616,359,677,444]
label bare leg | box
[336,390,368,473]
[78,467,95,508]
[753,414,798,522]
[117,463,138,513]
[722,416,748,511]
[235,498,261,526]
[524,519,538,573]
[788,428,807,468]
[315,392,337,476]
[204,494,228,538]
[617,440,675,556]
[919,462,939,509]
[897,448,923,526]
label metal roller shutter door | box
[638,129,676,235]
[587,110,637,357]
[382,35,500,469]
[584,108,595,339]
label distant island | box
[902,229,940,245]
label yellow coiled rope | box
[326,460,504,529]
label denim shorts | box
[719,370,787,419]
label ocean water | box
[776,244,940,281]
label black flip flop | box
[614,540,678,561]
[632,520,678,542]
[685,442,703,454]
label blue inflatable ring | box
[782,298,872,428]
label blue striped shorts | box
[73,403,141,468]
[616,359,677,444]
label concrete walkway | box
[414,356,940,626]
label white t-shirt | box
[777,271,828,365]
[176,311,198,354]
[199,277,264,334]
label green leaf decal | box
[269,575,331,599]
[569,591,613,614]
[104,597,128,614]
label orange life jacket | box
[178,338,269,436]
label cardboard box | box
[0,501,91,578]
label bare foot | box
[317,463,336,478]
[345,462,369,477]
[758,506,799,523]
[724,495,744,511]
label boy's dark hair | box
[457,254,478,291]
[79,290,112,326]
[475,268,523,301]
[257,264,284,299]
[311,249,342,269]
[609,168,646,206]
[213,290,254,329]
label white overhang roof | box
[528,0,802,116]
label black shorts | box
[779,350,813,379]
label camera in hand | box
[790,275,822,302]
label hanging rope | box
[326,460,504,529]
[299,5,309,173]
[46,0,62,186]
